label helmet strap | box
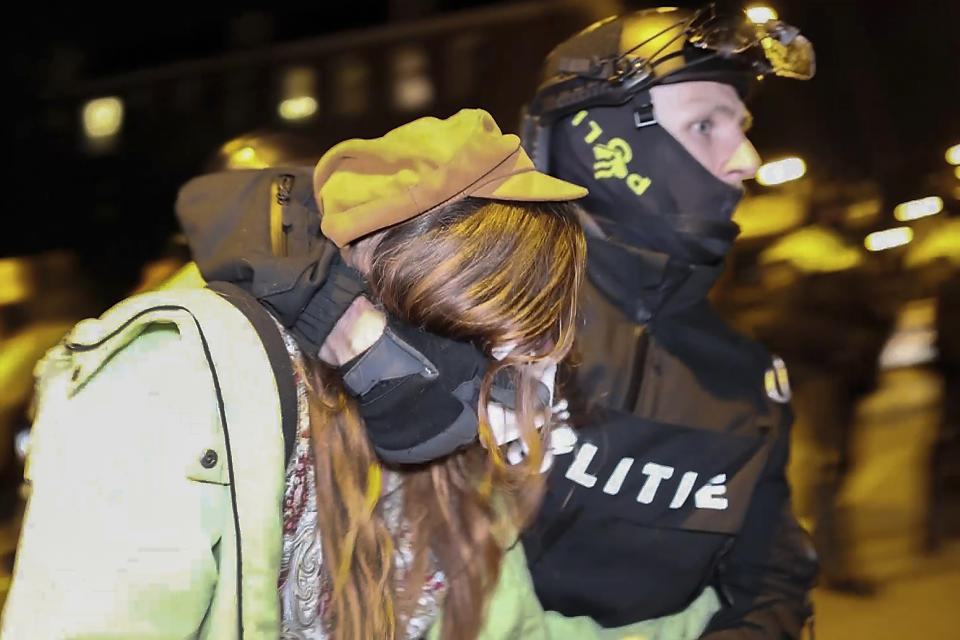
[631,90,657,128]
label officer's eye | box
[692,119,714,135]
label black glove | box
[284,259,368,358]
[338,319,491,464]
[249,240,368,359]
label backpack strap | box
[207,281,299,467]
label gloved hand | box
[318,297,387,366]
[302,259,554,465]
[284,258,369,358]
[337,319,491,464]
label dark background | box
[7,0,960,302]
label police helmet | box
[522,3,815,170]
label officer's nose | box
[722,139,761,185]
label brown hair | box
[306,197,585,640]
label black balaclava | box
[549,95,743,322]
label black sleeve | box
[700,424,818,639]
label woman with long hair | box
[300,196,584,639]
[2,109,597,639]
[293,109,588,638]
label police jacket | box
[523,242,818,638]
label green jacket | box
[1,288,718,639]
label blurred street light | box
[222,143,268,170]
[234,147,257,164]
[756,156,806,186]
[894,196,943,221]
[278,97,318,121]
[745,6,778,24]
[864,227,913,252]
[392,46,434,112]
[954,166,960,180]
[279,67,318,121]
[947,144,960,165]
[82,97,124,139]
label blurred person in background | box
[930,258,960,549]
[755,207,893,594]
[0,258,38,524]
[514,4,820,638]
[899,217,960,551]
[0,255,99,522]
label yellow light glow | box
[864,227,913,252]
[760,226,863,272]
[746,6,778,24]
[756,157,805,186]
[894,196,943,221]
[0,258,31,306]
[226,146,268,170]
[733,193,805,238]
[905,218,960,267]
[955,166,960,180]
[846,198,882,223]
[220,138,248,156]
[947,144,960,165]
[278,96,318,120]
[82,97,124,138]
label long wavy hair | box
[305,196,585,640]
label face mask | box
[550,103,743,265]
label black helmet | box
[522,3,815,169]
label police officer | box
[516,5,820,637]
